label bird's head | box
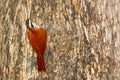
[26,19,34,30]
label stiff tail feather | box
[37,55,46,72]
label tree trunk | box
[0,0,120,80]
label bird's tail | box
[37,55,46,72]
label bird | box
[26,19,47,72]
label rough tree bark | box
[0,0,120,80]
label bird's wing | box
[37,28,47,54]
